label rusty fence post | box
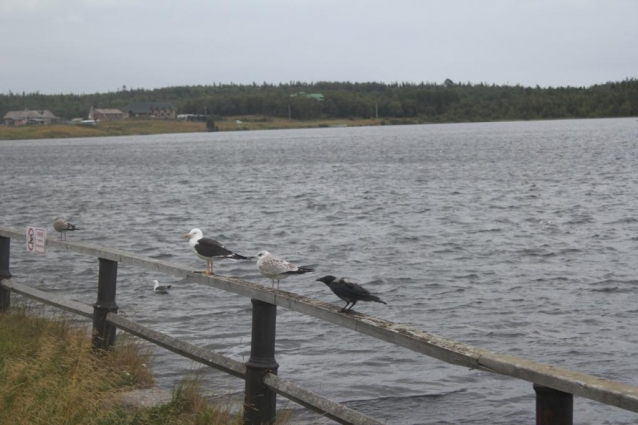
[92,258,119,350]
[0,236,11,311]
[534,384,573,425]
[244,299,279,425]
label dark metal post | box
[534,384,573,425]
[92,258,118,350]
[244,299,279,425]
[0,236,11,311]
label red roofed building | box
[88,107,127,121]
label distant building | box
[176,114,209,122]
[125,102,176,120]
[88,107,127,121]
[290,92,324,101]
[2,109,59,126]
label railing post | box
[534,384,573,425]
[92,257,118,350]
[0,236,11,311]
[244,299,279,425]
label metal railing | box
[1,225,638,424]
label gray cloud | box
[1,0,636,94]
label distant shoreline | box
[3,116,632,141]
[0,116,391,141]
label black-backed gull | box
[183,228,249,275]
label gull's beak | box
[183,232,191,239]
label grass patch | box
[0,307,261,425]
[126,378,245,425]
[0,307,153,424]
[0,120,206,140]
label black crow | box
[317,275,387,312]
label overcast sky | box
[1,0,636,94]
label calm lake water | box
[2,118,638,424]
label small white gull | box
[153,280,171,294]
[183,228,249,275]
[255,250,314,289]
[53,217,79,240]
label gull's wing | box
[194,238,234,258]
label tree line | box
[1,79,637,123]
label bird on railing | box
[53,217,79,240]
[316,275,387,313]
[183,228,250,275]
[255,250,314,289]
[152,280,171,294]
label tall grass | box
[0,307,152,424]
[0,120,205,140]
[0,308,265,425]
[127,378,245,425]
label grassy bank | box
[0,116,395,140]
[0,308,257,425]
[0,120,205,140]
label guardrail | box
[1,226,638,424]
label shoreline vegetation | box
[1,78,636,140]
[0,307,288,424]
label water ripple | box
[2,119,638,424]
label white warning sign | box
[26,227,46,254]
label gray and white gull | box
[255,250,314,289]
[53,217,79,240]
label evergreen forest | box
[1,79,637,123]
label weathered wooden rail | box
[1,226,638,424]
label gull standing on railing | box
[53,217,79,240]
[256,250,314,289]
[183,228,250,275]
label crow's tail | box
[365,295,387,305]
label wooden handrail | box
[2,225,638,419]
[0,276,385,424]
[1,279,93,318]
